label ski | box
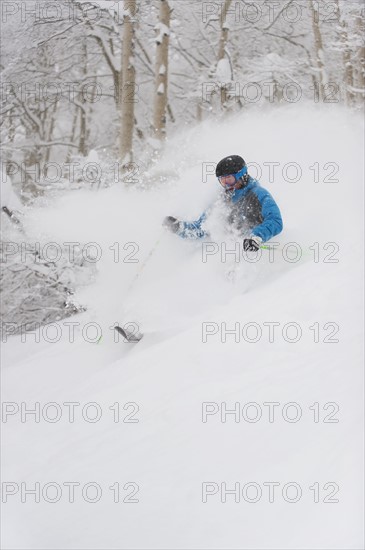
[114,325,144,343]
[2,206,24,232]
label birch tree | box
[153,0,171,141]
[216,0,233,109]
[119,0,137,165]
[334,0,354,106]
[355,11,365,102]
[309,0,327,101]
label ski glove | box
[243,235,263,252]
[163,216,181,234]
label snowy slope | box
[2,104,364,549]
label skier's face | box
[218,174,239,191]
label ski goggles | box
[218,166,248,187]
[218,174,236,185]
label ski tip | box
[114,325,144,343]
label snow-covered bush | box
[0,209,96,336]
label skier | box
[163,155,283,251]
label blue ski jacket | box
[176,176,283,243]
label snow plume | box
[2,104,364,549]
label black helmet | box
[216,155,246,177]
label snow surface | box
[1,104,364,549]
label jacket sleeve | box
[177,211,209,239]
[251,189,283,242]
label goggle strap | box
[235,166,247,180]
[218,166,247,181]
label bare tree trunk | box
[79,106,87,156]
[342,35,354,106]
[78,40,88,156]
[153,0,171,141]
[334,0,354,106]
[22,134,43,201]
[119,0,137,165]
[217,0,233,109]
[86,82,98,146]
[136,35,175,123]
[67,106,79,163]
[356,13,365,102]
[309,0,326,102]
[45,100,58,163]
[197,101,203,122]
